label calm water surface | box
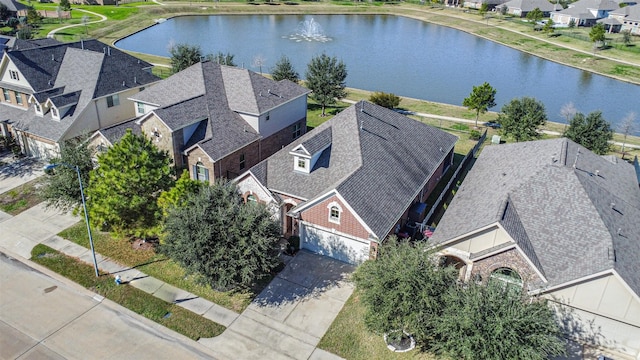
[116,14,640,133]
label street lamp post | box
[45,163,99,277]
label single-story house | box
[0,39,160,159]
[607,3,640,34]
[0,0,27,18]
[236,101,458,265]
[501,0,558,17]
[551,0,629,27]
[89,61,310,181]
[430,138,640,358]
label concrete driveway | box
[0,154,45,195]
[200,250,355,360]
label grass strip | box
[0,178,43,215]
[31,244,226,340]
[59,223,254,312]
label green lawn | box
[318,292,436,360]
[31,244,225,340]
[0,178,43,215]
[59,222,256,313]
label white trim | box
[233,171,278,205]
[300,220,370,246]
[611,270,640,303]
[327,201,342,224]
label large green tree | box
[86,130,172,237]
[41,136,93,212]
[271,55,299,83]
[305,53,347,117]
[205,51,236,66]
[462,82,496,127]
[59,0,71,11]
[497,96,547,142]
[169,43,202,74]
[157,170,204,218]
[161,181,281,290]
[353,237,458,343]
[26,6,42,26]
[563,111,613,155]
[431,282,566,360]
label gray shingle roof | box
[96,118,141,145]
[503,0,556,12]
[249,101,458,239]
[431,138,640,296]
[609,3,640,20]
[131,61,307,162]
[0,0,27,12]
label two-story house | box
[607,3,640,34]
[0,39,160,158]
[236,101,458,265]
[89,60,310,181]
[551,0,632,27]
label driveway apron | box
[199,251,354,360]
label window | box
[239,153,246,170]
[292,123,302,139]
[9,70,19,81]
[297,158,307,170]
[246,194,257,204]
[194,162,210,182]
[327,202,342,224]
[266,112,270,121]
[137,102,144,114]
[490,267,523,288]
[106,94,120,108]
[51,107,58,118]
[15,92,22,105]
[35,103,42,113]
[139,86,145,92]
[2,89,10,102]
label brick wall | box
[216,140,261,179]
[1,89,28,109]
[260,118,306,160]
[300,195,370,240]
[186,147,215,182]
[470,247,541,287]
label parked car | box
[485,121,501,129]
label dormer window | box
[328,202,342,224]
[137,102,144,114]
[295,157,308,172]
[51,107,59,119]
[35,102,42,115]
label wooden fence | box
[419,129,487,232]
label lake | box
[115,14,640,133]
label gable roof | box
[131,61,308,162]
[609,3,640,19]
[503,0,556,11]
[2,40,159,142]
[246,101,458,240]
[431,138,640,296]
[0,0,27,12]
[93,118,141,146]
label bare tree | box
[560,102,577,131]
[619,112,637,159]
[252,55,266,75]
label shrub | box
[469,130,481,140]
[369,91,401,109]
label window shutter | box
[204,168,210,182]
[192,165,197,180]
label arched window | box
[327,201,342,224]
[490,267,523,287]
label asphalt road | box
[0,251,220,360]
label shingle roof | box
[609,3,640,19]
[3,40,159,142]
[503,0,556,11]
[249,101,458,239]
[95,118,141,145]
[431,138,640,295]
[130,61,308,162]
[0,0,27,12]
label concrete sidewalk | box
[40,235,240,328]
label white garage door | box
[24,136,58,159]
[300,224,370,264]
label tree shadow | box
[0,156,44,180]
[250,246,355,308]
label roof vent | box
[610,202,616,209]
[595,170,599,177]
[51,54,54,61]
[103,47,106,54]
[134,76,137,84]
[107,47,111,56]
[122,81,126,87]
[48,80,52,86]
[360,120,363,130]
[572,149,580,169]
[80,39,84,50]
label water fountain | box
[286,18,332,42]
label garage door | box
[24,136,58,159]
[300,224,370,264]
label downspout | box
[93,100,102,129]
